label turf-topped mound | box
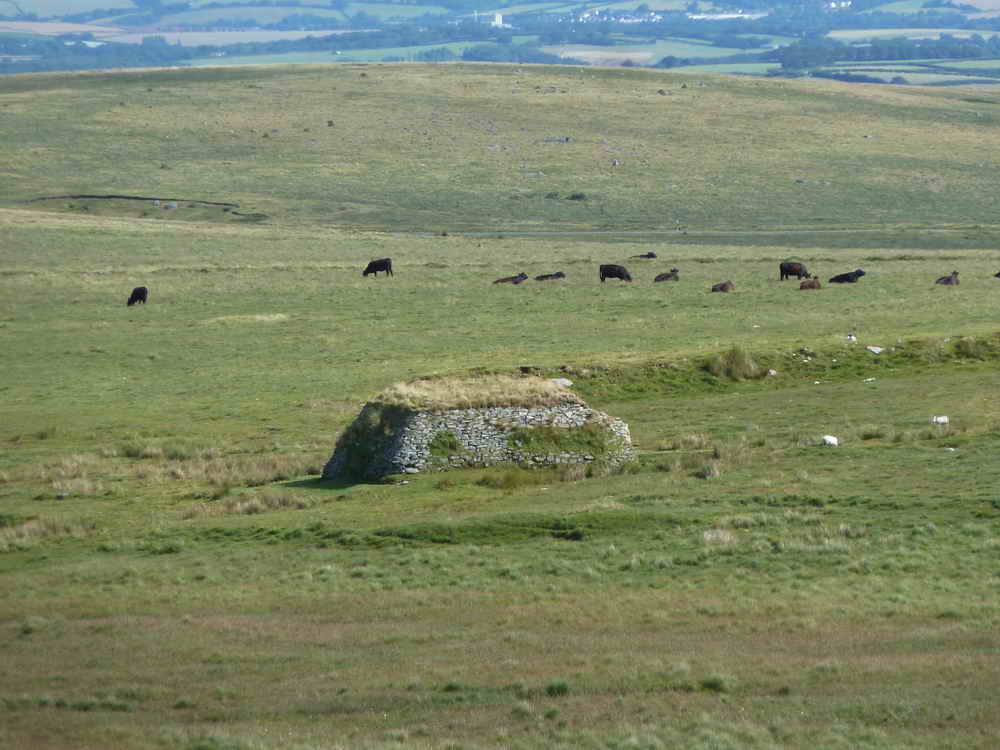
[322,375,633,480]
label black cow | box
[534,272,566,281]
[494,272,528,285]
[711,280,734,293]
[362,258,393,277]
[631,252,657,259]
[995,271,1000,279]
[779,261,811,281]
[654,268,680,283]
[935,270,959,286]
[599,264,632,282]
[829,269,866,284]
[126,286,148,306]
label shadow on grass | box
[280,476,381,491]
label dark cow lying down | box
[127,286,148,306]
[600,264,632,282]
[494,272,528,285]
[535,272,565,281]
[631,252,657,259]
[711,280,734,293]
[363,258,393,277]
[829,269,866,284]
[779,261,810,281]
[654,268,680,283]
[935,270,959,286]
[800,279,821,290]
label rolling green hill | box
[2,63,1000,750]
[4,63,1000,233]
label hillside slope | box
[3,62,999,233]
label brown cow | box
[711,281,734,292]
[799,279,821,290]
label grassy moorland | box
[1,63,1000,749]
[4,63,1000,233]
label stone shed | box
[322,375,633,480]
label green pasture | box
[673,62,778,74]
[347,2,452,19]
[189,51,341,65]
[583,0,692,11]
[157,7,348,27]
[542,37,752,63]
[11,0,132,16]
[190,42,487,66]
[947,58,1000,68]
[862,0,942,14]
[2,63,1000,749]
[482,1,578,14]
[829,28,977,41]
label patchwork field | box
[1,63,999,749]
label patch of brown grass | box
[372,374,583,411]
[0,518,93,552]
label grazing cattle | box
[494,272,528,285]
[534,272,565,281]
[995,271,1000,279]
[711,281,734,293]
[779,261,811,281]
[362,258,393,277]
[935,270,959,286]
[599,264,632,282]
[829,269,866,284]
[654,268,680,283]
[799,279,822,290]
[126,286,148,306]
[631,252,657,259]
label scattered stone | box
[821,435,839,447]
[767,369,778,376]
[847,334,857,342]
[866,346,883,355]
[931,416,949,424]
[863,377,876,383]
[549,377,573,387]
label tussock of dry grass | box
[0,519,92,552]
[371,374,583,411]
[182,488,313,519]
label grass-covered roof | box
[369,374,584,411]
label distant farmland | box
[106,29,367,46]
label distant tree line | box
[0,35,192,73]
[767,33,1000,69]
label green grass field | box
[2,63,1000,749]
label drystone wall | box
[322,403,633,480]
